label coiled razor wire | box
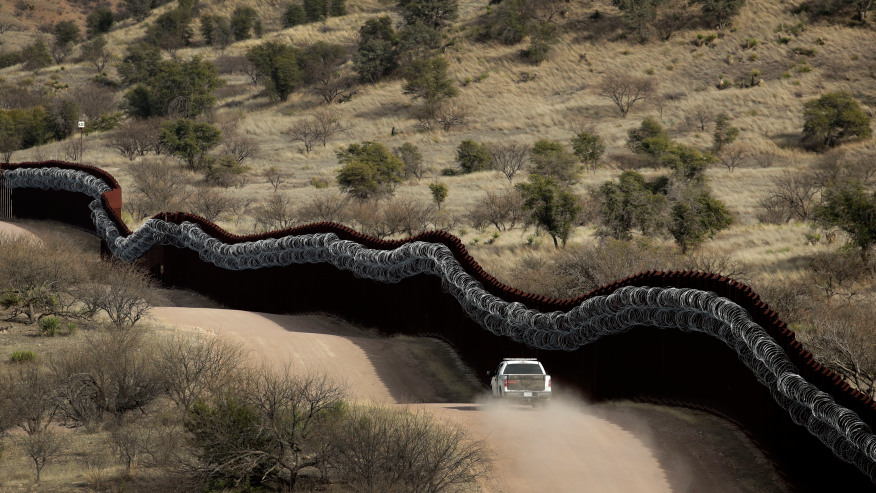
[7,166,876,481]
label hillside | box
[0,0,874,298]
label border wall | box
[2,161,875,492]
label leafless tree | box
[76,258,157,328]
[1,132,21,164]
[79,35,113,72]
[63,138,85,163]
[107,120,156,160]
[3,363,58,435]
[0,17,22,35]
[187,185,241,222]
[154,331,246,414]
[684,106,713,131]
[489,142,530,182]
[108,420,149,473]
[436,100,471,131]
[800,304,876,398]
[468,188,526,232]
[262,166,287,192]
[51,330,163,423]
[764,170,819,221]
[313,108,350,147]
[185,368,347,491]
[286,118,320,153]
[0,234,88,324]
[252,192,299,232]
[242,58,262,85]
[324,403,490,492]
[653,0,693,40]
[807,250,865,300]
[299,191,350,224]
[381,197,436,237]
[15,430,69,482]
[128,159,191,219]
[719,142,748,172]
[72,85,118,120]
[220,133,260,165]
[597,71,656,118]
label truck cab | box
[488,358,551,405]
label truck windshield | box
[504,364,543,375]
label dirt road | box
[151,306,789,493]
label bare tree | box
[312,108,350,147]
[220,133,260,165]
[685,106,713,131]
[107,120,156,160]
[51,330,163,423]
[185,369,347,491]
[286,118,320,153]
[4,363,58,435]
[15,430,69,482]
[155,331,246,414]
[763,170,819,221]
[468,188,526,231]
[381,197,436,237]
[0,132,20,164]
[0,17,22,35]
[652,0,693,41]
[108,420,148,473]
[299,191,350,224]
[72,85,118,120]
[262,166,287,192]
[0,234,88,324]
[187,185,241,222]
[324,404,490,492]
[79,35,114,72]
[76,258,156,328]
[597,71,656,118]
[63,138,86,163]
[800,305,876,398]
[719,142,748,172]
[252,191,299,232]
[490,142,530,182]
[436,100,471,131]
[128,158,191,219]
[807,250,865,300]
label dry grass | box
[2,0,875,291]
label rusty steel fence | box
[0,170,10,220]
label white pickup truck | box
[488,358,552,405]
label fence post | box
[0,170,10,220]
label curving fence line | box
[3,161,876,488]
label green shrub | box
[10,350,36,363]
[283,4,306,27]
[803,91,872,150]
[455,140,492,173]
[792,46,816,57]
[0,51,21,69]
[84,112,125,134]
[39,316,60,337]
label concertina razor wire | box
[6,166,876,481]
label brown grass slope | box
[0,0,874,291]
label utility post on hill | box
[77,119,85,163]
